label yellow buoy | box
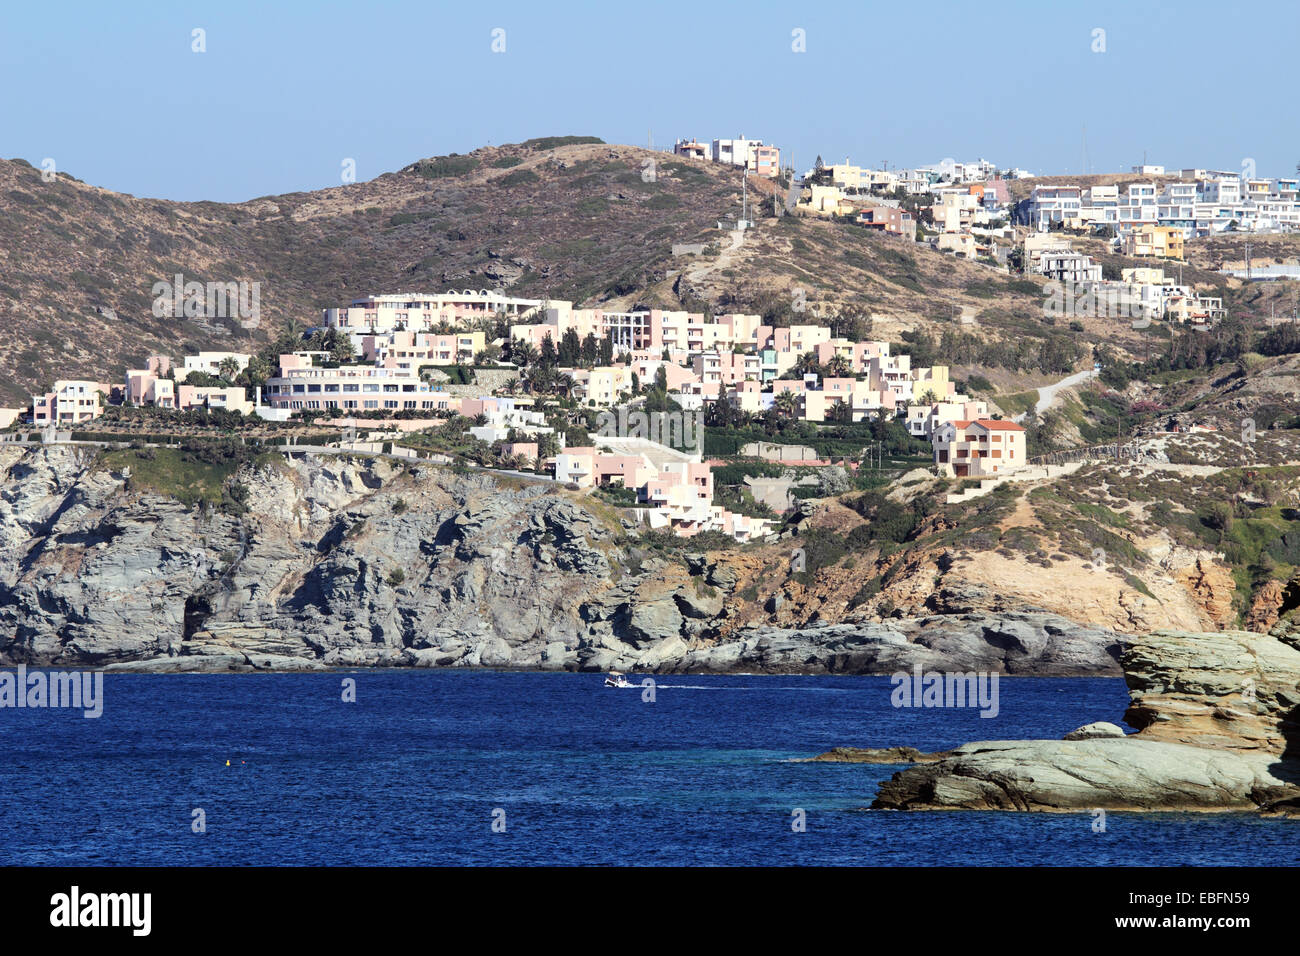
[225,759,230,766]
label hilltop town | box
[3,135,1300,669]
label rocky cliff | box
[0,445,1125,675]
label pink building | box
[363,330,484,368]
[750,145,780,178]
[553,448,769,541]
[933,419,1027,478]
[814,339,889,374]
[176,385,252,415]
[692,350,760,386]
[124,356,176,408]
[32,380,110,426]
[627,358,700,392]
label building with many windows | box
[932,419,1026,477]
[31,380,109,426]
[261,353,456,413]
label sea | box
[2,671,1297,866]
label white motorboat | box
[604,671,631,688]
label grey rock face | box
[0,447,1128,678]
[667,612,1124,676]
[872,738,1294,811]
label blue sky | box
[1,0,1295,202]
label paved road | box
[1012,368,1099,422]
[785,177,802,213]
[1034,368,1099,417]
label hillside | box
[0,136,740,403]
[0,137,1104,405]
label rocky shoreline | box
[37,607,1126,675]
[0,446,1126,676]
[833,625,1300,815]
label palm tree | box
[217,356,242,382]
[827,353,852,378]
[774,390,799,418]
[512,340,537,370]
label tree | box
[706,398,736,427]
[536,431,560,462]
[217,356,242,382]
[774,390,799,418]
[328,330,354,365]
[238,355,271,390]
[816,465,852,497]
[793,352,821,377]
[559,328,581,367]
[512,339,537,369]
[827,398,853,424]
[539,334,557,369]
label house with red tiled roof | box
[932,418,1026,478]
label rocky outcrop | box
[1062,721,1126,740]
[805,746,950,764]
[666,611,1124,675]
[870,627,1300,813]
[873,738,1294,812]
[1246,576,1300,634]
[1172,555,1237,628]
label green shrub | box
[407,155,480,179]
[521,135,603,150]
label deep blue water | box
[2,672,1297,866]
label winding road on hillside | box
[1013,368,1099,423]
